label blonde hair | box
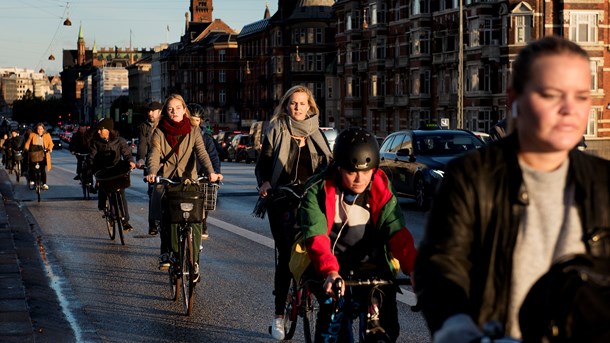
[271,85,319,121]
[163,94,191,119]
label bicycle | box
[275,277,321,342]
[74,152,92,200]
[154,175,219,316]
[95,167,131,245]
[321,276,413,343]
[30,160,46,202]
[11,149,23,183]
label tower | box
[77,22,85,66]
[190,0,212,23]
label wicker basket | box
[13,151,23,161]
[95,169,131,192]
[201,183,219,210]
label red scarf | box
[158,116,191,155]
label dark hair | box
[511,36,590,95]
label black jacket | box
[137,121,155,163]
[414,133,610,334]
[89,131,132,173]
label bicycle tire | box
[15,161,20,183]
[114,192,125,245]
[169,252,180,301]
[181,227,195,316]
[36,183,41,202]
[281,278,298,340]
[104,199,116,240]
[302,284,319,343]
[81,173,89,200]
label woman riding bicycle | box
[299,127,417,342]
[90,117,136,231]
[24,123,54,190]
[144,94,222,274]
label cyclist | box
[24,123,54,190]
[144,94,222,277]
[4,129,23,171]
[89,117,136,231]
[136,101,163,235]
[187,103,220,240]
[414,36,610,342]
[299,127,417,342]
[69,123,93,182]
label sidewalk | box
[0,168,35,342]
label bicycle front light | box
[35,164,40,170]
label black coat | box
[89,131,132,173]
[414,133,610,334]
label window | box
[515,15,532,43]
[219,89,226,106]
[590,60,599,91]
[218,50,225,62]
[347,77,353,97]
[347,13,352,31]
[372,75,378,97]
[219,70,226,83]
[585,109,596,136]
[421,70,430,95]
[570,12,598,43]
[370,3,377,26]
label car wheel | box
[415,177,429,211]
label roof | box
[238,18,270,38]
[289,0,334,20]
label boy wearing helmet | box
[299,127,417,342]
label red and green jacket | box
[300,168,417,278]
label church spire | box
[190,0,213,23]
[264,0,270,19]
[77,21,86,66]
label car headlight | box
[430,169,444,179]
[180,203,194,211]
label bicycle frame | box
[103,189,126,245]
[32,162,43,202]
[75,153,91,200]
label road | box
[13,148,432,343]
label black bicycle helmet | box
[187,103,205,118]
[333,127,379,172]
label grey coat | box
[147,125,214,179]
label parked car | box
[379,129,484,210]
[227,134,251,162]
[472,131,492,144]
[216,130,244,161]
[52,138,62,150]
[320,127,338,151]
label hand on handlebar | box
[324,271,344,297]
[145,174,156,183]
[258,181,272,198]
[209,172,222,183]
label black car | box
[379,129,484,210]
[52,138,62,150]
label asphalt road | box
[12,148,432,343]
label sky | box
[0,0,278,76]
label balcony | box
[395,96,408,106]
[432,51,458,65]
[384,96,395,106]
[481,43,501,61]
[358,61,368,71]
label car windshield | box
[414,132,483,156]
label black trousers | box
[98,188,130,222]
[267,204,298,316]
[28,160,46,184]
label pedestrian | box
[413,35,610,342]
[187,103,220,240]
[24,123,54,190]
[254,85,333,340]
[299,127,417,342]
[136,101,163,235]
[89,117,136,231]
[144,94,222,276]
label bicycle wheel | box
[15,161,20,183]
[282,278,299,340]
[302,284,320,343]
[104,198,116,240]
[169,253,180,301]
[36,181,41,202]
[81,172,89,200]
[114,192,125,245]
[180,226,196,315]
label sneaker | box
[42,184,49,190]
[201,227,209,240]
[271,317,285,340]
[122,221,133,232]
[192,262,200,283]
[158,253,171,270]
[148,226,158,236]
[29,181,34,189]
[73,175,80,180]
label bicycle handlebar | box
[342,277,411,287]
[73,152,90,157]
[145,175,209,185]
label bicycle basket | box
[163,190,205,223]
[95,167,131,192]
[13,151,23,161]
[201,183,219,210]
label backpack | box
[519,253,610,343]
